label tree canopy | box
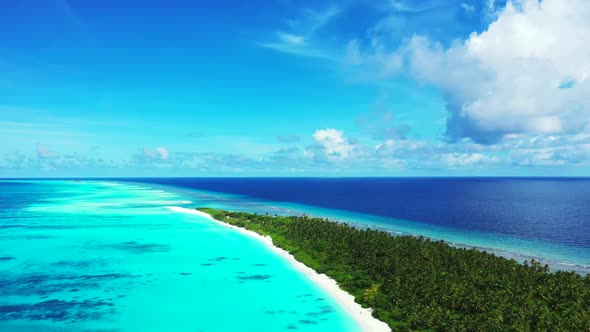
[198,208,590,331]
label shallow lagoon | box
[0,181,360,331]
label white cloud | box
[277,32,305,46]
[484,0,502,20]
[375,139,395,152]
[311,128,355,159]
[347,0,589,144]
[261,5,341,61]
[487,0,496,12]
[461,3,475,14]
[36,143,59,159]
[444,152,499,168]
[143,146,169,160]
[397,0,590,142]
[156,147,169,160]
[0,151,34,170]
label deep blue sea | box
[121,177,590,272]
[125,178,590,246]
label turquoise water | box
[3,178,588,331]
[0,180,360,331]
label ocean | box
[2,177,589,330]
[0,180,360,331]
[123,177,590,272]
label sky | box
[1,0,590,177]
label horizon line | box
[2,176,590,180]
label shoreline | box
[115,180,588,274]
[141,181,588,274]
[167,206,391,332]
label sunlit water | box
[0,180,360,331]
[3,178,589,331]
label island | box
[196,207,590,331]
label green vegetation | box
[198,208,590,331]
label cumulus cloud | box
[143,146,169,160]
[444,152,499,168]
[311,128,356,159]
[400,0,590,143]
[0,151,34,170]
[352,0,590,144]
[507,134,590,166]
[156,147,169,159]
[36,144,59,159]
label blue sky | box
[2,0,590,177]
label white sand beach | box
[168,206,391,332]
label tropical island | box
[197,207,590,331]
